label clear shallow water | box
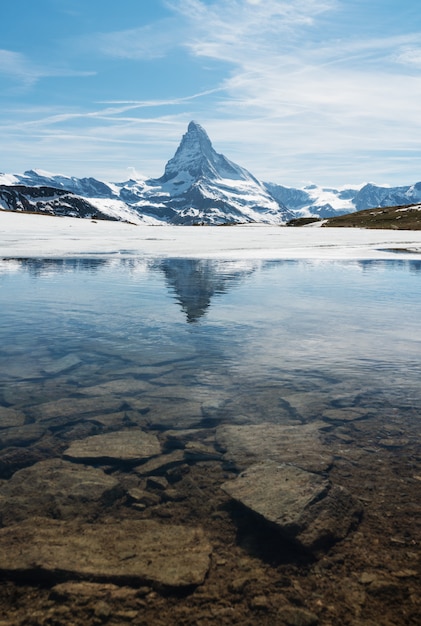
[0,257,420,429]
[1,256,421,626]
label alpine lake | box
[0,256,420,626]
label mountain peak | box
[187,120,207,134]
[159,121,256,184]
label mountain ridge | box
[1,122,420,224]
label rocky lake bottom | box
[0,257,420,625]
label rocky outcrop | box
[0,184,116,220]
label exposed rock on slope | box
[0,184,116,220]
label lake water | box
[0,257,420,425]
[0,256,420,625]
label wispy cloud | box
[98,87,224,107]
[152,0,421,184]
[82,17,184,60]
[394,45,421,68]
[6,88,221,131]
[0,48,95,89]
[0,50,42,87]
[170,0,336,57]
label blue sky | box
[1,0,421,187]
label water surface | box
[0,257,420,427]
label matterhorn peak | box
[159,121,257,184]
[187,120,208,135]
[185,120,213,149]
[159,121,213,182]
[180,120,214,160]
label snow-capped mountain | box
[264,180,421,218]
[120,121,293,224]
[1,121,421,224]
[352,181,421,211]
[264,182,359,218]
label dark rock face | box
[222,460,362,553]
[0,447,47,479]
[0,185,115,220]
[353,183,409,212]
[21,170,117,198]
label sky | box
[1,0,421,188]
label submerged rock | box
[133,449,185,476]
[277,606,319,626]
[222,460,362,553]
[77,377,154,397]
[0,407,26,430]
[43,354,82,375]
[31,396,126,423]
[63,429,161,464]
[0,446,46,479]
[0,458,123,524]
[0,423,46,449]
[50,581,141,602]
[183,441,222,462]
[0,518,212,589]
[280,391,330,421]
[322,408,371,423]
[216,421,333,473]
[86,411,141,428]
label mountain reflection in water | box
[0,257,262,323]
[154,258,259,322]
[1,256,419,323]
